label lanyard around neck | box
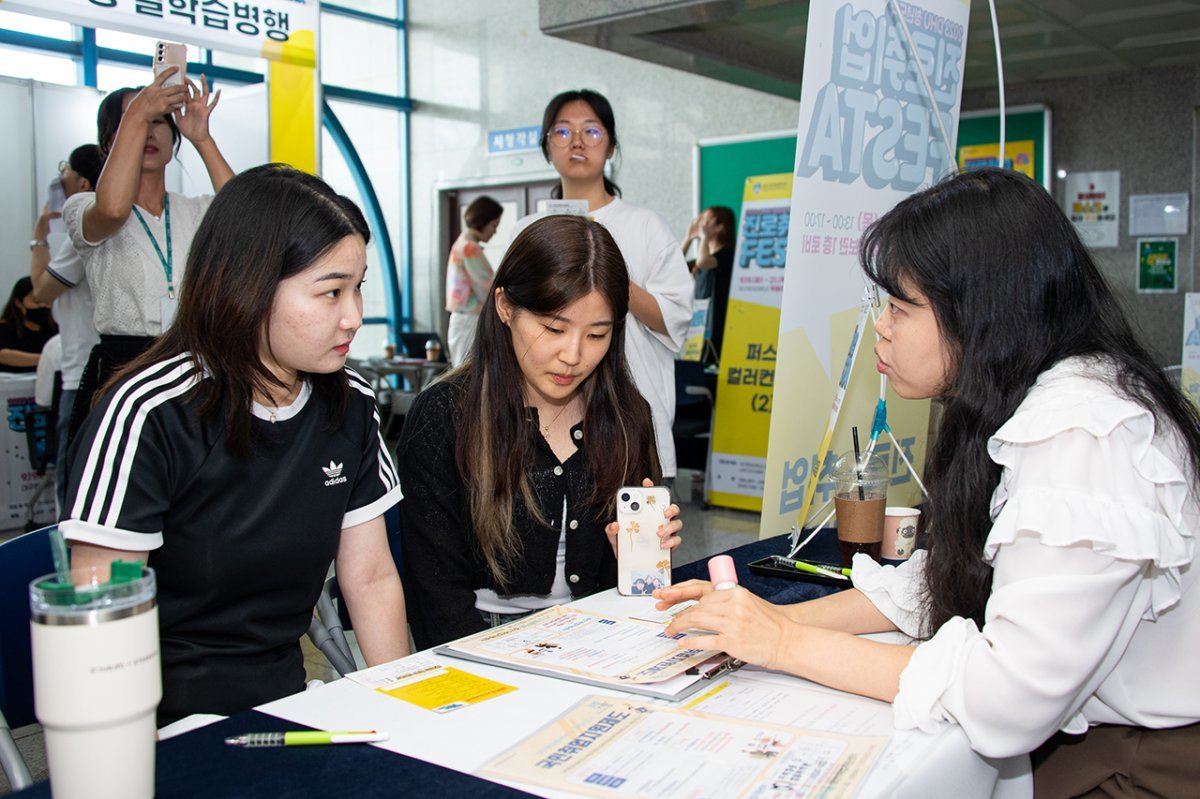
[132,193,174,299]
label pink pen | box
[708,555,738,590]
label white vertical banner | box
[761,0,971,537]
[1181,293,1200,409]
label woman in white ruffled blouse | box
[656,168,1200,796]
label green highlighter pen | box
[772,555,851,581]
[225,730,389,747]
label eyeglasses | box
[546,125,606,148]
[57,160,69,175]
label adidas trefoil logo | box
[322,460,347,487]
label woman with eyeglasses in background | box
[511,89,693,487]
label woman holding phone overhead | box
[399,215,683,650]
[62,165,408,726]
[655,169,1200,795]
[511,89,693,485]
[62,65,233,442]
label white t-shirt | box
[513,198,693,476]
[43,232,98,390]
[34,334,62,407]
[853,356,1200,758]
[63,191,213,337]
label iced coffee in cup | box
[832,451,888,567]
[30,563,160,799]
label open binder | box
[434,605,742,701]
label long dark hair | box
[1,277,53,341]
[539,89,622,199]
[456,215,658,585]
[108,164,371,456]
[860,167,1200,635]
[464,195,503,231]
[97,87,181,159]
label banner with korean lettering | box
[706,175,791,511]
[2,0,318,67]
[760,0,970,538]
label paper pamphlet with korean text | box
[480,694,885,799]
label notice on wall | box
[1129,193,1189,236]
[1137,238,1178,293]
[1064,170,1120,248]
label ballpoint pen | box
[224,730,389,747]
[771,555,851,580]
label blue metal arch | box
[322,99,407,336]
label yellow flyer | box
[347,655,516,713]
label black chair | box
[22,373,61,532]
[672,360,715,476]
[399,331,446,363]
[0,526,55,790]
[306,503,405,675]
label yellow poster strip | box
[706,174,793,512]
[266,30,317,173]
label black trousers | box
[65,334,155,457]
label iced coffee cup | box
[30,564,160,799]
[832,451,888,567]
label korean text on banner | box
[706,174,792,511]
[2,375,55,531]
[4,0,318,67]
[760,0,971,538]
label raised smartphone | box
[153,41,187,87]
[616,486,672,596]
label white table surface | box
[258,591,1032,798]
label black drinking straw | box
[852,425,865,500]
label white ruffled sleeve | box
[851,550,928,638]
[888,381,1194,758]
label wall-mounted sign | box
[487,126,543,155]
[1064,170,1119,248]
[1137,238,1177,293]
[1130,193,1189,236]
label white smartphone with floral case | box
[616,486,672,596]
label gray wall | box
[405,0,800,332]
[964,65,1200,367]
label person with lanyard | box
[399,215,683,650]
[510,89,693,487]
[654,169,1200,796]
[62,165,408,726]
[62,66,233,444]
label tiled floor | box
[0,467,763,794]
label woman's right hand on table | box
[652,578,714,610]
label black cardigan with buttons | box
[397,373,617,650]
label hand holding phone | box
[154,41,187,87]
[616,486,672,596]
